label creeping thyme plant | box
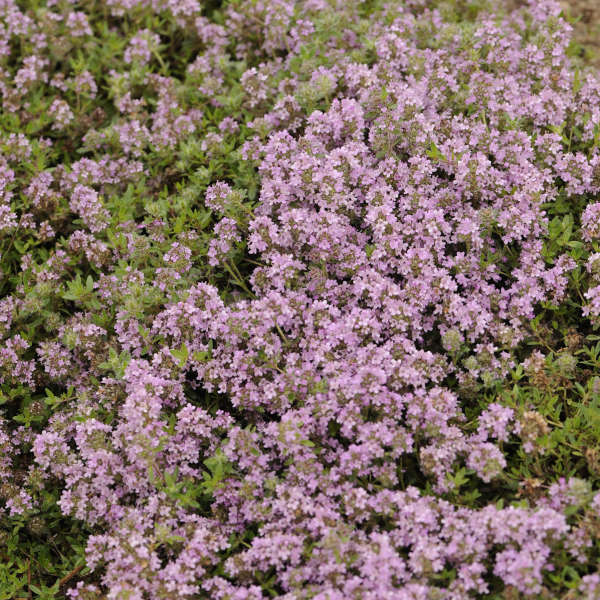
[2,0,600,597]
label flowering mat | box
[2,0,600,598]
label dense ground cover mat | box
[1,0,600,598]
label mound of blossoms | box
[2,0,600,597]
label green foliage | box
[0,500,89,599]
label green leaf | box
[170,344,189,367]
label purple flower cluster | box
[1,0,600,597]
